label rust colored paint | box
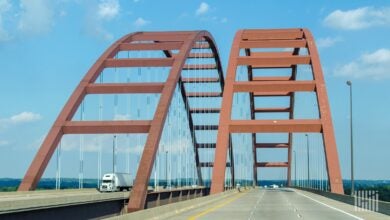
[62,121,151,134]
[210,30,243,194]
[18,31,226,213]
[128,31,224,212]
[303,29,344,194]
[210,28,344,195]
[19,28,343,215]
[233,81,316,93]
[86,83,165,94]
[18,32,139,192]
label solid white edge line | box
[294,190,364,220]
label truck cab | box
[100,174,116,192]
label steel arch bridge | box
[18,29,344,212]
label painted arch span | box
[18,29,343,212]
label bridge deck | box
[0,189,129,214]
[166,188,388,220]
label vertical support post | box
[306,134,310,187]
[347,81,354,196]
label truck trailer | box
[99,173,132,192]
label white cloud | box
[18,0,54,34]
[316,37,342,48]
[324,7,390,30]
[0,112,42,131]
[60,134,147,153]
[61,134,103,152]
[90,25,113,41]
[334,48,390,79]
[97,0,119,20]
[114,113,131,120]
[133,17,150,28]
[27,134,45,150]
[0,0,11,41]
[58,133,195,155]
[196,2,209,16]
[84,0,121,41]
[192,2,226,23]
[9,112,42,123]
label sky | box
[0,0,389,182]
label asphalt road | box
[168,188,381,220]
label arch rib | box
[210,28,344,195]
[128,31,225,212]
[18,33,139,191]
[18,30,225,212]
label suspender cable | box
[97,71,104,188]
[127,52,131,176]
[55,140,62,190]
[79,100,85,189]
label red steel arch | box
[18,28,343,212]
[210,28,344,195]
[18,31,225,211]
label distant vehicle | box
[270,184,279,189]
[100,173,132,192]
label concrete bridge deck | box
[0,189,129,214]
[0,187,209,219]
[170,188,388,220]
[118,188,389,220]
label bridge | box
[2,29,389,219]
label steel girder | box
[18,28,344,213]
[210,28,344,195]
[17,31,225,212]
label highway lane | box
[169,188,386,220]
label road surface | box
[168,188,388,220]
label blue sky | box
[0,0,389,182]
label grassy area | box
[0,186,17,192]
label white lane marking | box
[294,190,364,220]
[248,190,265,220]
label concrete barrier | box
[0,187,212,220]
[294,187,390,216]
[144,187,209,208]
[0,189,129,214]
[108,189,242,220]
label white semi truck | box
[99,173,132,192]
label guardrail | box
[293,187,390,216]
[145,187,210,208]
[0,187,211,220]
